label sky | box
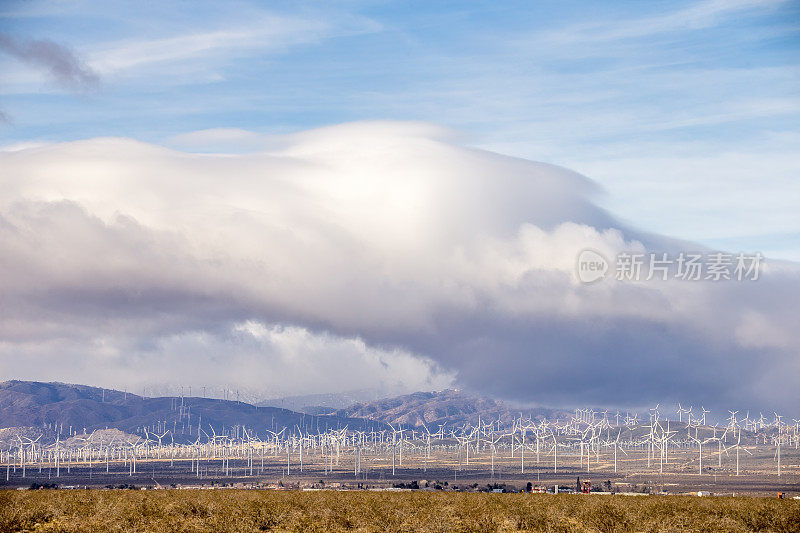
[0,1,798,411]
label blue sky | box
[1,0,799,259]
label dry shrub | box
[0,490,797,532]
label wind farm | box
[1,382,797,498]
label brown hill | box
[0,380,388,441]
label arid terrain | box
[1,489,799,532]
[2,445,797,496]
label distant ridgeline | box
[335,390,572,429]
[0,380,389,443]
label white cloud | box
[0,321,452,399]
[165,128,273,153]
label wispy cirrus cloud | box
[86,12,380,80]
[88,24,321,75]
[537,0,789,45]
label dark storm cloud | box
[0,33,99,90]
[385,312,783,412]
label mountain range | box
[0,380,386,441]
[0,381,574,440]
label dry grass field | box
[1,489,798,533]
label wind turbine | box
[726,428,751,476]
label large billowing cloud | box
[0,121,797,411]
